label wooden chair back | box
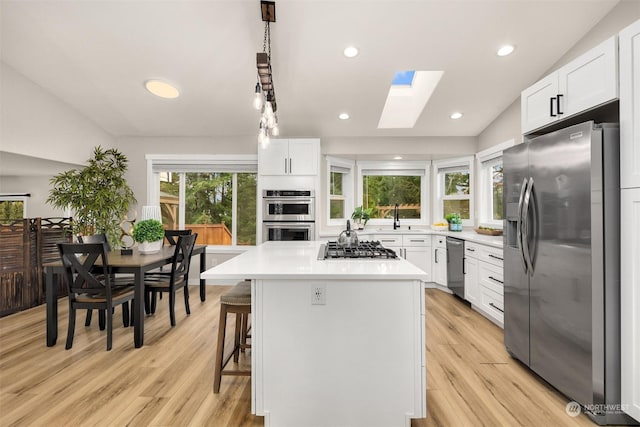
[169,233,197,283]
[164,229,192,246]
[57,243,113,299]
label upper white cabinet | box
[521,36,618,134]
[620,19,640,189]
[258,138,319,176]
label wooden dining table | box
[44,244,207,348]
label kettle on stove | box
[337,220,359,248]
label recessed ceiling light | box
[450,112,463,120]
[393,156,403,160]
[145,80,180,99]
[339,113,350,120]
[497,45,515,57]
[343,46,359,58]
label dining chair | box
[144,233,197,327]
[78,233,133,328]
[57,242,135,351]
[164,229,192,246]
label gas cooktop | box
[318,240,399,260]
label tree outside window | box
[329,171,345,219]
[442,170,470,219]
[492,164,503,221]
[159,172,256,246]
[0,200,25,223]
[362,175,421,219]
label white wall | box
[0,175,67,217]
[0,62,116,165]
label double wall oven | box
[262,190,315,242]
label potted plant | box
[351,206,373,230]
[132,219,165,253]
[445,213,463,231]
[47,146,137,246]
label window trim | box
[432,156,474,226]
[146,154,258,249]
[476,139,515,229]
[326,156,355,227]
[356,160,430,225]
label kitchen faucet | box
[393,203,400,230]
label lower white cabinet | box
[432,236,447,286]
[621,188,640,422]
[377,234,431,282]
[464,242,479,305]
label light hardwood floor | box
[0,286,597,426]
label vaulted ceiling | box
[0,0,619,140]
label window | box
[476,139,514,227]
[326,157,354,226]
[357,161,430,223]
[433,157,474,224]
[0,195,28,223]
[147,155,258,247]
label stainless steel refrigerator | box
[503,121,635,425]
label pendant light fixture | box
[254,1,278,145]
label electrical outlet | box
[311,284,326,305]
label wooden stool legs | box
[213,303,251,393]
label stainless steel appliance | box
[262,189,315,242]
[317,240,398,260]
[262,222,315,242]
[504,121,635,425]
[446,237,464,298]
[262,189,315,222]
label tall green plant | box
[47,146,137,246]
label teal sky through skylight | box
[391,70,415,86]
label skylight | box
[378,70,444,129]
[391,70,416,86]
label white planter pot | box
[138,240,163,254]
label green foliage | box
[0,201,24,223]
[46,146,136,246]
[132,219,164,243]
[351,206,374,225]
[445,213,462,224]
[362,175,421,219]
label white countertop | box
[333,227,504,249]
[200,240,429,281]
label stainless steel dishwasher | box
[446,236,465,299]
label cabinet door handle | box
[550,97,557,117]
[409,239,425,243]
[556,94,563,115]
[463,257,466,275]
[289,158,292,173]
[489,302,504,313]
[284,158,287,174]
[489,254,503,261]
[435,248,439,264]
[381,239,395,243]
[489,276,504,284]
[466,248,475,252]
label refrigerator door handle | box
[527,178,538,270]
[517,177,529,273]
[522,177,534,273]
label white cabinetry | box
[431,235,447,286]
[378,234,431,282]
[521,36,618,134]
[476,245,504,326]
[464,241,504,327]
[620,20,640,190]
[620,19,640,423]
[258,138,319,176]
[464,242,479,305]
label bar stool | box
[213,280,252,393]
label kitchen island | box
[201,240,428,427]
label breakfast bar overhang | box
[201,241,428,427]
